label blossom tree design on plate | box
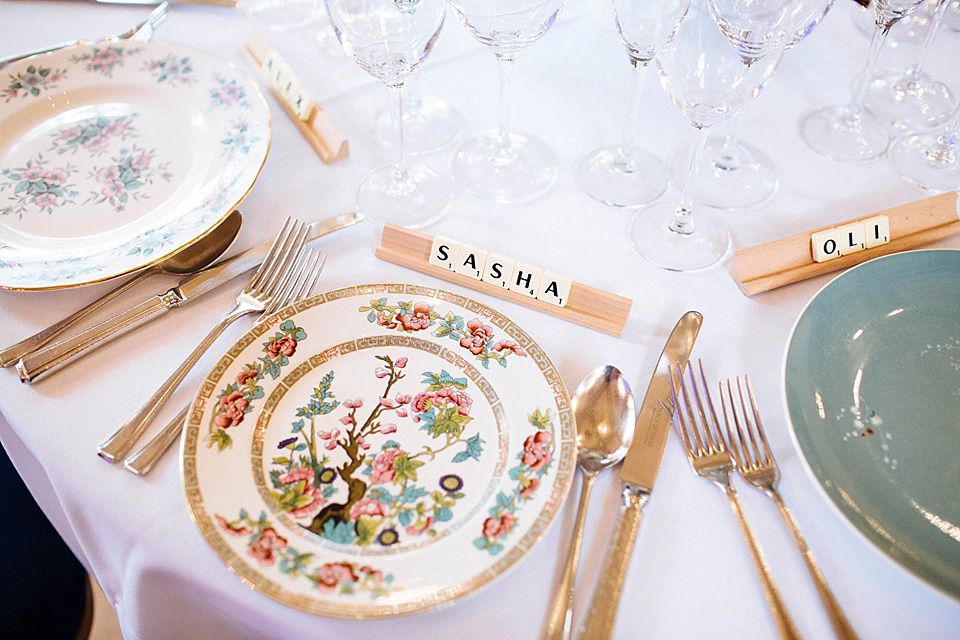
[0,154,78,219]
[207,319,308,451]
[69,46,142,77]
[215,509,397,598]
[360,298,527,369]
[270,354,486,549]
[49,114,139,157]
[1,64,66,102]
[474,408,555,555]
[83,143,171,213]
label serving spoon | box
[0,209,243,367]
[543,364,635,640]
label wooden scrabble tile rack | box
[731,191,960,295]
[375,224,633,337]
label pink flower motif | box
[395,357,408,368]
[491,340,527,357]
[398,302,432,331]
[59,126,83,142]
[315,562,358,592]
[267,336,297,359]
[356,436,370,451]
[100,180,124,199]
[395,394,411,405]
[248,527,287,566]
[359,565,383,584]
[395,407,408,418]
[23,166,45,182]
[483,516,502,538]
[459,318,492,355]
[319,428,340,440]
[339,415,354,426]
[215,514,251,536]
[369,448,404,484]
[435,387,473,415]
[350,498,387,520]
[374,367,390,379]
[83,135,110,153]
[520,476,540,498]
[405,515,435,536]
[380,423,397,435]
[278,467,325,520]
[499,512,515,534]
[379,397,396,409]
[103,119,127,137]
[43,167,70,186]
[91,49,119,67]
[343,398,363,409]
[96,166,120,183]
[214,391,248,428]
[236,369,258,385]
[522,430,552,471]
[325,441,338,451]
[33,193,57,209]
[375,311,397,329]
[130,153,152,170]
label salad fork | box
[721,375,859,640]
[122,248,326,476]
[98,218,310,463]
[670,361,801,640]
[0,2,169,69]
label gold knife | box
[577,310,703,640]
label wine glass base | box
[889,132,960,192]
[800,106,890,163]
[574,145,667,207]
[866,69,955,130]
[667,136,778,210]
[451,130,557,204]
[356,163,450,229]
[629,201,731,272]
[374,95,461,155]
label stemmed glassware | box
[800,0,925,162]
[448,0,565,204]
[889,103,960,191]
[373,75,462,154]
[630,0,794,271]
[865,0,954,130]
[668,0,835,210]
[326,0,450,228]
[573,0,690,208]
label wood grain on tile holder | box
[376,224,633,337]
[732,191,960,296]
[243,30,348,164]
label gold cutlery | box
[98,217,311,462]
[0,2,169,69]
[577,311,702,640]
[544,365,635,640]
[721,375,859,640]
[0,210,241,368]
[671,361,801,640]
[122,248,325,475]
[16,212,363,383]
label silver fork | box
[671,361,802,640]
[122,248,326,476]
[722,376,859,640]
[98,218,310,463]
[0,2,169,69]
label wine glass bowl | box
[326,0,450,228]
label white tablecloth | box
[1,0,959,637]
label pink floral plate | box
[0,41,270,290]
[182,283,575,618]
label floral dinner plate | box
[182,284,575,617]
[0,41,270,290]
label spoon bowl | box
[543,364,635,640]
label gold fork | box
[721,376,859,640]
[671,361,801,640]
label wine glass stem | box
[389,83,409,182]
[847,20,894,117]
[496,53,516,151]
[906,0,948,84]
[928,107,960,164]
[618,59,650,166]
[670,125,709,235]
[714,112,745,172]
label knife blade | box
[17,212,363,383]
[577,310,703,640]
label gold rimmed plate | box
[182,283,575,617]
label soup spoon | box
[543,365,635,640]
[0,209,242,367]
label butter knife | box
[17,212,363,383]
[577,310,702,640]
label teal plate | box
[784,249,960,600]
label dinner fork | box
[98,218,310,463]
[122,248,326,476]
[0,2,169,69]
[721,376,859,640]
[670,361,802,640]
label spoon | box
[543,365,635,640]
[0,209,243,367]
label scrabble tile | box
[481,253,515,289]
[811,228,843,262]
[864,215,890,249]
[507,262,543,298]
[290,87,316,121]
[429,236,460,271]
[838,221,866,254]
[536,271,572,307]
[454,244,488,280]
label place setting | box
[0,0,959,638]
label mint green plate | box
[784,249,960,601]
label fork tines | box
[670,359,729,461]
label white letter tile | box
[429,236,460,271]
[838,221,866,255]
[811,228,843,263]
[536,271,572,307]
[454,244,488,280]
[864,215,890,249]
[481,253,515,289]
[508,262,543,298]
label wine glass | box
[630,0,794,271]
[373,74,462,154]
[448,0,565,204]
[889,102,960,191]
[326,0,450,228]
[667,0,836,210]
[865,0,955,130]
[800,0,925,162]
[573,0,690,208]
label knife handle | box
[16,293,173,383]
[577,485,649,640]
